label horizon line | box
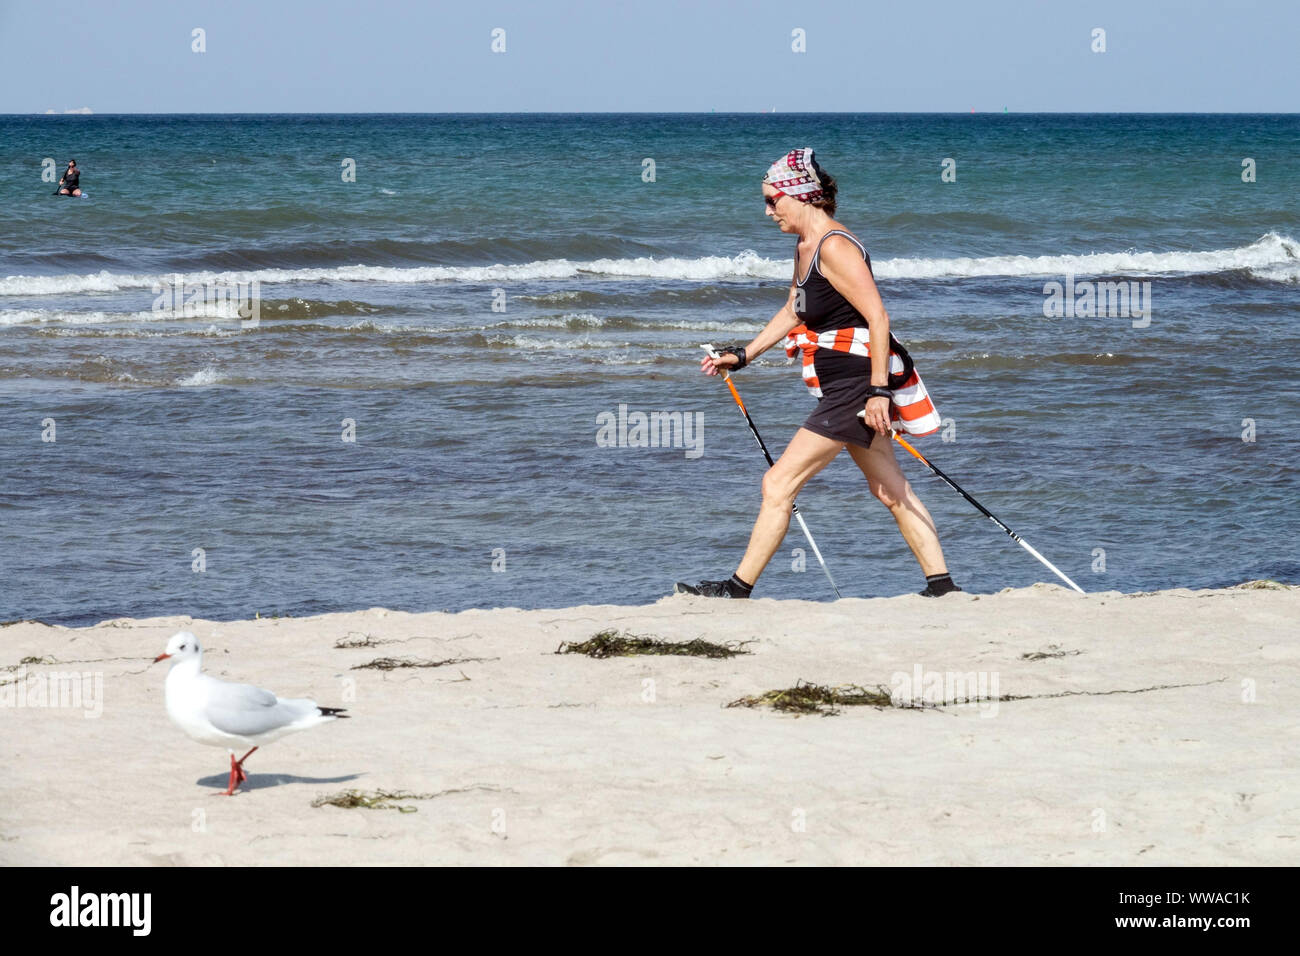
[9,109,1300,117]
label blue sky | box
[1,0,1295,112]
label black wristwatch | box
[865,385,893,400]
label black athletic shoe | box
[674,578,751,599]
[919,582,964,597]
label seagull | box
[153,631,349,795]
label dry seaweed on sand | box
[731,677,1224,716]
[333,632,389,649]
[726,680,897,716]
[1229,579,1295,590]
[311,789,433,813]
[1020,645,1083,661]
[312,784,507,812]
[351,656,493,671]
[1,655,58,675]
[557,629,752,659]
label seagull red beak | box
[153,652,171,663]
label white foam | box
[874,232,1300,281]
[516,290,586,303]
[1245,260,1300,284]
[492,334,624,351]
[0,305,247,326]
[3,233,1295,298]
[0,309,118,326]
[176,366,225,386]
[579,250,778,279]
[635,318,764,332]
[36,326,169,338]
[490,313,606,329]
[491,315,760,333]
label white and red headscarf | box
[762,147,823,203]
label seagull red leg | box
[224,752,240,795]
[233,746,258,788]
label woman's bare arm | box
[701,260,802,375]
[744,291,803,360]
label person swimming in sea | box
[57,159,81,196]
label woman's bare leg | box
[846,434,948,576]
[735,428,844,585]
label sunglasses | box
[764,191,785,208]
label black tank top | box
[794,230,873,385]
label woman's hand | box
[700,352,739,377]
[863,395,891,434]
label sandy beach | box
[1,583,1296,866]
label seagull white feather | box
[153,631,348,795]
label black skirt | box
[801,376,878,450]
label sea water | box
[1,113,1296,623]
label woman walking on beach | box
[676,148,960,599]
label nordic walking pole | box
[880,423,1085,594]
[702,345,841,598]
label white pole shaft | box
[793,509,841,598]
[1015,537,1086,594]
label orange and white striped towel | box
[784,324,942,436]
